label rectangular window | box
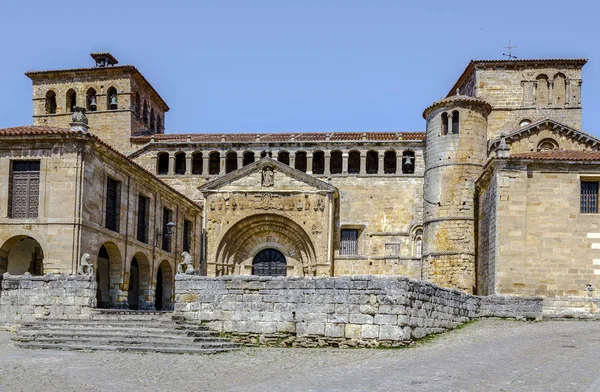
[9,160,40,219]
[340,229,358,255]
[183,219,192,252]
[137,195,149,243]
[105,177,120,232]
[162,207,172,252]
[581,181,599,213]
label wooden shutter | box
[183,220,191,252]
[105,177,119,232]
[137,195,148,243]
[10,161,40,219]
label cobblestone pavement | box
[1,319,599,392]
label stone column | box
[168,154,175,175]
[290,153,296,169]
[185,154,192,175]
[447,113,453,135]
[342,152,349,174]
[202,154,209,176]
[306,152,313,175]
[237,152,243,168]
[378,151,385,175]
[397,152,403,175]
[548,80,554,106]
[151,154,158,174]
[566,80,571,106]
[360,151,366,175]
[324,151,331,176]
[219,152,226,175]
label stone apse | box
[200,158,338,277]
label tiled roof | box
[509,150,600,161]
[422,94,492,119]
[0,126,199,207]
[131,131,426,143]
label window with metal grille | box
[105,177,120,232]
[162,208,172,252]
[183,219,192,252]
[9,160,40,219]
[340,229,358,255]
[581,181,599,213]
[137,195,149,243]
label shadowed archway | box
[0,235,44,276]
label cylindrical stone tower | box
[422,95,491,293]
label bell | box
[109,94,118,108]
[404,156,413,166]
[89,96,97,110]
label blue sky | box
[0,0,598,135]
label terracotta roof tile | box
[0,126,199,207]
[509,150,600,161]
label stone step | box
[16,327,219,337]
[15,342,236,355]
[21,320,209,330]
[15,336,238,349]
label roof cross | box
[502,40,518,59]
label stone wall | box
[0,273,96,325]
[174,275,481,347]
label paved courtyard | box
[0,319,599,391]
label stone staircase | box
[12,309,238,354]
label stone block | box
[344,324,361,339]
[361,324,379,339]
[374,314,397,325]
[324,323,344,338]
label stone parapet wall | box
[0,273,96,325]
[174,275,480,347]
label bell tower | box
[421,94,491,293]
[26,52,169,154]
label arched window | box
[312,151,325,174]
[107,87,118,110]
[330,150,342,174]
[150,109,155,131]
[537,138,559,151]
[348,150,361,174]
[142,101,149,126]
[536,74,549,108]
[451,111,460,134]
[366,150,378,174]
[402,151,415,174]
[134,92,141,118]
[192,152,203,175]
[413,229,423,258]
[157,152,169,175]
[175,152,186,175]
[441,112,449,135]
[553,73,566,106]
[66,89,77,113]
[295,151,307,172]
[243,151,255,166]
[156,115,162,132]
[260,150,268,159]
[226,151,238,173]
[277,151,289,165]
[519,119,532,127]
[45,90,57,114]
[209,151,220,175]
[384,150,397,174]
[86,88,97,112]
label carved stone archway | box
[214,213,317,276]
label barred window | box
[162,208,173,252]
[105,177,120,232]
[183,219,192,252]
[137,195,149,243]
[340,229,358,255]
[9,160,40,219]
[581,181,598,213]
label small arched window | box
[451,111,460,134]
[553,73,566,106]
[384,150,397,174]
[192,152,203,175]
[414,229,423,258]
[330,150,342,174]
[86,88,97,112]
[150,109,155,131]
[366,151,378,174]
[537,138,559,152]
[441,112,449,135]
[348,150,361,174]
[295,151,307,172]
[402,151,415,174]
[107,87,118,110]
[66,89,77,113]
[536,74,549,108]
[277,151,289,165]
[45,90,57,114]
[157,152,169,175]
[142,101,149,126]
[226,151,238,173]
[156,115,162,132]
[519,119,532,127]
[209,151,220,175]
[312,151,325,174]
[134,92,141,118]
[243,151,255,166]
[175,152,186,175]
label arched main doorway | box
[0,235,44,275]
[252,248,287,276]
[128,253,150,310]
[96,242,122,309]
[155,260,174,311]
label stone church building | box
[1,52,598,310]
